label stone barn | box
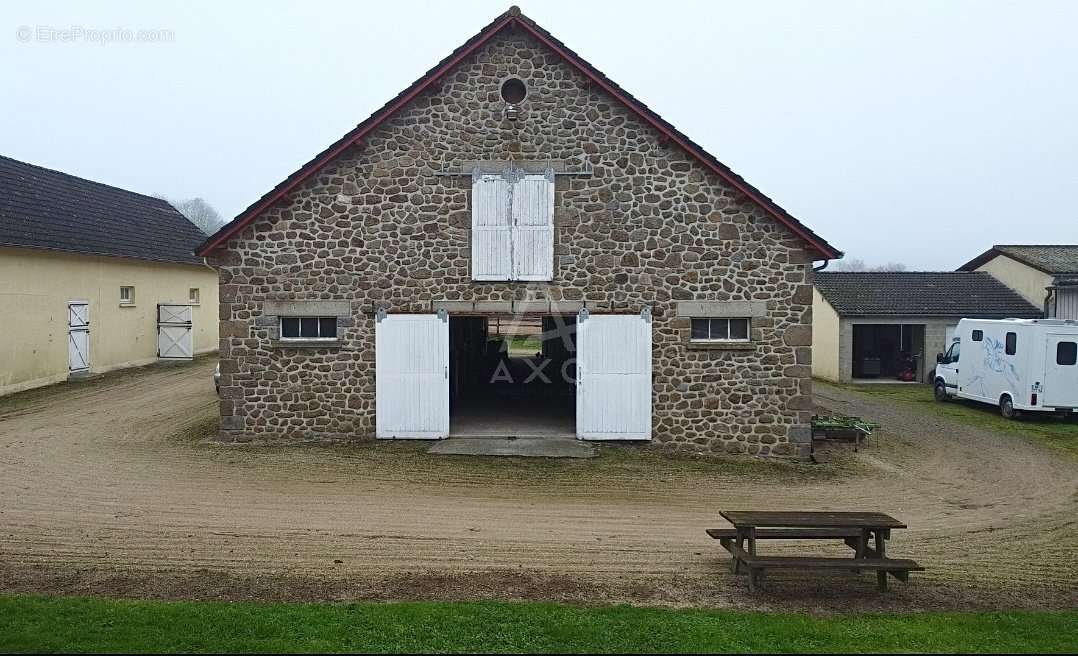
[197,7,841,458]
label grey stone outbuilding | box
[197,7,843,458]
[812,272,1042,383]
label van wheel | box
[1000,395,1017,419]
[933,381,950,401]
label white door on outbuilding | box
[576,311,652,440]
[158,304,194,360]
[375,313,449,439]
[68,302,90,372]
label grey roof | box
[0,155,206,265]
[814,272,1043,318]
[959,245,1078,275]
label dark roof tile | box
[815,272,1042,318]
[958,245,1078,275]
[0,155,206,265]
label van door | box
[1043,335,1078,408]
[935,339,960,393]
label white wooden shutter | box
[471,174,512,281]
[511,173,554,281]
[376,314,449,439]
[576,313,652,440]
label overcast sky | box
[4,1,1076,269]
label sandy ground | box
[1,358,1076,611]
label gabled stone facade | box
[208,22,824,458]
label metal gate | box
[68,301,90,372]
[158,304,194,360]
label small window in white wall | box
[189,288,200,304]
[120,286,134,304]
[690,318,750,342]
[280,317,338,340]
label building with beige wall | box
[959,245,1078,320]
[812,272,1040,384]
[0,155,218,396]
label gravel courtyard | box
[1,358,1075,611]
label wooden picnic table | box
[710,511,922,592]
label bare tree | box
[156,195,226,235]
[831,257,907,272]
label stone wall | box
[210,30,818,458]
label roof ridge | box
[0,154,175,210]
[0,154,207,265]
[196,7,840,259]
[994,244,1078,248]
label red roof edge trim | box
[198,10,840,260]
[512,19,839,260]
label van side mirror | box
[936,353,945,364]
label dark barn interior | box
[449,315,576,437]
[851,323,925,381]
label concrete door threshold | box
[429,436,596,458]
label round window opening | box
[500,78,527,104]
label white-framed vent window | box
[119,286,135,305]
[471,168,554,281]
[280,316,338,341]
[189,288,200,305]
[690,317,750,342]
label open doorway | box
[851,323,926,381]
[449,315,576,437]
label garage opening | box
[851,324,926,381]
[449,315,576,437]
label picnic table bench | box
[709,511,924,592]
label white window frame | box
[119,286,135,305]
[189,288,200,305]
[690,317,751,343]
[279,316,339,341]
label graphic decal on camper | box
[967,336,1020,397]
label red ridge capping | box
[198,9,841,260]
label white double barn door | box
[375,314,450,439]
[575,314,652,440]
[375,313,651,440]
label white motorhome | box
[933,318,1078,418]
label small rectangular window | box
[1005,332,1017,355]
[280,316,337,340]
[120,286,134,304]
[189,288,200,304]
[971,330,983,341]
[1057,342,1077,366]
[690,318,751,342]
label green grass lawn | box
[1,596,1075,654]
[833,382,1078,460]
